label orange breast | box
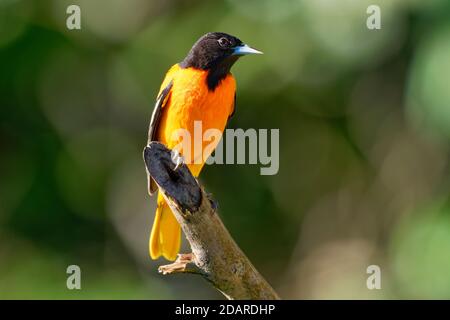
[156,64,236,176]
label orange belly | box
[156,65,236,176]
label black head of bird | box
[180,32,262,90]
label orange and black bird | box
[145,32,262,260]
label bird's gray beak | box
[232,44,263,56]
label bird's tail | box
[149,192,181,261]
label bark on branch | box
[143,142,280,300]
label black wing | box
[229,93,236,119]
[145,80,173,195]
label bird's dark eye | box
[218,37,230,48]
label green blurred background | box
[1,0,450,299]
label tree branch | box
[143,142,280,300]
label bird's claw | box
[206,192,219,212]
[171,150,184,171]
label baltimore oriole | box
[145,32,262,260]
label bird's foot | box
[159,253,201,275]
[206,192,219,212]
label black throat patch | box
[205,55,238,91]
[180,55,238,91]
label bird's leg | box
[170,149,184,171]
